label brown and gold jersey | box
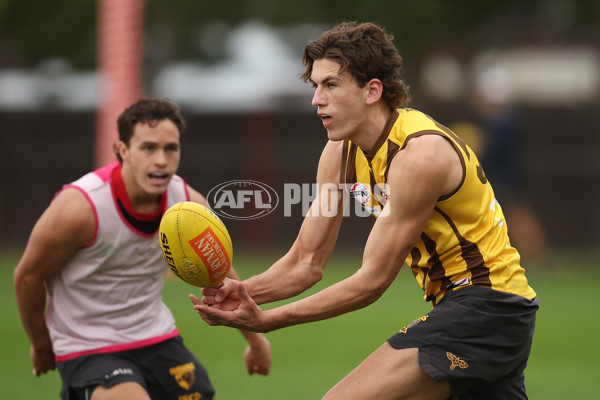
[341,109,536,305]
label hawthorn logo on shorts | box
[170,362,196,390]
[446,352,469,370]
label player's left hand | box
[189,282,268,332]
[30,344,56,376]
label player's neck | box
[352,106,393,154]
[116,164,163,214]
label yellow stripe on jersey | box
[341,109,536,305]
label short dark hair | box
[115,97,186,161]
[301,22,410,109]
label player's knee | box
[90,382,151,400]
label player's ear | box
[115,140,128,162]
[365,78,383,105]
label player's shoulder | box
[395,134,458,172]
[321,140,344,161]
[52,187,95,221]
[38,186,96,247]
[54,168,106,215]
[186,184,209,207]
[407,131,451,149]
[396,107,446,135]
[316,140,344,184]
[53,185,93,207]
[390,133,463,195]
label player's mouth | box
[319,113,332,128]
[148,172,170,185]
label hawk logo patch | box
[170,362,196,390]
[446,352,469,370]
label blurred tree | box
[0,0,96,68]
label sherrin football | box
[159,201,233,287]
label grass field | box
[2,249,599,399]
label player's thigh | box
[90,381,151,400]
[139,336,215,399]
[323,344,451,400]
[57,353,148,400]
[459,360,528,400]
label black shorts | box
[56,336,215,400]
[386,286,538,399]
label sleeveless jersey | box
[341,109,536,305]
[47,162,190,361]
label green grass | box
[2,249,599,399]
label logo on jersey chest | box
[349,182,388,216]
[350,183,370,204]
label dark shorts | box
[386,286,538,399]
[56,336,215,400]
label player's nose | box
[312,87,326,107]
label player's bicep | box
[293,140,345,260]
[241,141,345,302]
[295,184,344,254]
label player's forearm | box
[14,272,52,349]
[260,270,386,332]
[239,329,269,348]
[245,246,326,305]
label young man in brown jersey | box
[191,22,538,399]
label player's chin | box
[326,129,345,142]
[145,182,170,195]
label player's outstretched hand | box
[190,282,268,332]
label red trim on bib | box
[54,328,180,362]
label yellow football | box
[159,201,233,287]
